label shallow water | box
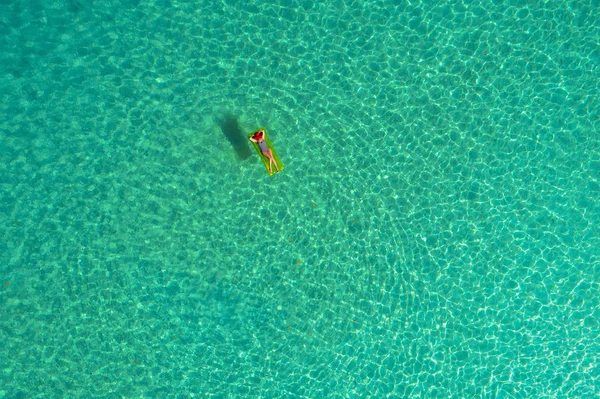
[1,0,599,397]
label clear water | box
[1,0,599,397]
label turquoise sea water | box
[1,0,599,397]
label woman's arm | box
[249,130,265,142]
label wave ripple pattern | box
[1,0,599,398]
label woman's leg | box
[266,149,279,172]
[262,151,273,174]
[263,150,279,173]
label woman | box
[249,130,280,174]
